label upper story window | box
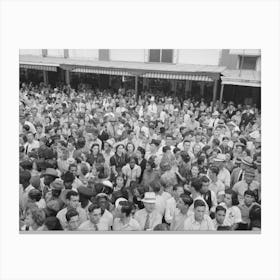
[239,56,258,70]
[42,49,48,57]
[149,49,173,63]
[99,49,110,61]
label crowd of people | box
[19,82,261,232]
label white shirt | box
[209,180,225,196]
[113,217,141,231]
[164,197,176,224]
[147,103,157,116]
[183,214,215,231]
[100,209,113,230]
[220,203,242,226]
[24,140,40,154]
[78,220,108,231]
[155,194,167,217]
[218,168,231,188]
[134,208,162,230]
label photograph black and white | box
[19,49,261,232]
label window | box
[239,56,257,70]
[99,49,110,61]
[64,49,69,58]
[42,49,48,57]
[149,49,173,63]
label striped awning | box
[141,72,213,82]
[20,62,58,72]
[72,67,134,76]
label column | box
[200,82,205,97]
[43,70,48,85]
[24,69,29,81]
[219,84,225,108]
[211,79,218,112]
[65,70,71,85]
[135,75,139,99]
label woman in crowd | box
[19,83,261,231]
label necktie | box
[25,145,29,154]
[238,171,243,181]
[94,224,98,231]
[144,213,150,230]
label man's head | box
[26,132,34,143]
[177,193,193,215]
[62,171,75,189]
[88,203,101,225]
[244,190,256,206]
[244,169,255,185]
[215,205,226,225]
[91,144,99,155]
[172,185,184,200]
[69,164,78,177]
[200,176,210,194]
[142,192,156,213]
[183,140,191,152]
[209,166,219,181]
[190,178,203,195]
[66,209,80,231]
[165,134,174,147]
[66,190,80,210]
[194,199,206,222]
[97,194,109,213]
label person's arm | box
[230,207,242,230]
[224,171,231,189]
[208,217,215,231]
[164,200,174,224]
[210,191,218,213]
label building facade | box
[19,49,261,106]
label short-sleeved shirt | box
[183,214,215,231]
[113,217,141,231]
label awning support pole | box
[135,75,139,100]
[65,70,70,85]
[43,70,48,85]
[219,84,224,110]
[211,79,218,112]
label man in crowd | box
[19,82,261,232]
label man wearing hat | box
[208,111,220,128]
[77,186,94,214]
[147,96,158,120]
[212,154,231,189]
[40,168,59,198]
[230,156,254,187]
[93,193,113,230]
[232,168,260,204]
[134,192,162,231]
[45,179,65,213]
[224,101,236,119]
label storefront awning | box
[20,62,58,72]
[72,67,133,76]
[19,55,225,80]
[141,72,213,81]
[221,70,261,87]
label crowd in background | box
[19,82,261,231]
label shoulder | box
[57,207,67,217]
[78,220,90,230]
